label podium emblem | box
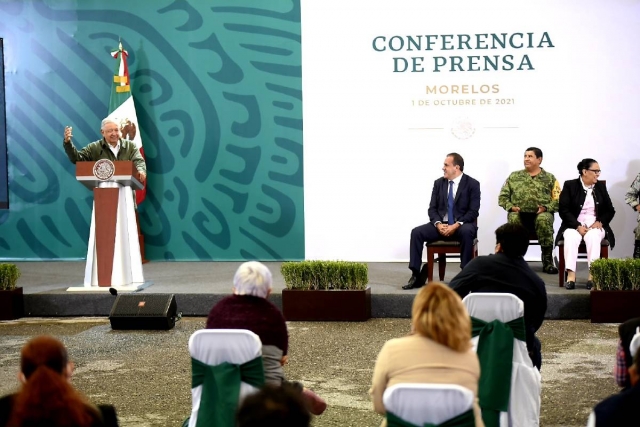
[93,159,115,180]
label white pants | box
[563,228,606,272]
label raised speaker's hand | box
[63,126,73,144]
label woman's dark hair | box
[9,336,100,427]
[577,158,597,176]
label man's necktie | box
[448,180,455,225]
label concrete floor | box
[12,260,593,295]
[13,261,594,320]
[0,317,621,427]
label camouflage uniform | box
[499,168,561,271]
[624,173,640,257]
[498,168,560,247]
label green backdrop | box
[0,0,304,260]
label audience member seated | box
[237,384,311,427]
[370,283,484,427]
[614,317,640,389]
[590,347,640,426]
[206,261,326,416]
[555,158,615,290]
[0,335,118,427]
[449,223,547,370]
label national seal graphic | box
[451,117,475,140]
[93,159,115,181]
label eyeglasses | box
[587,169,601,174]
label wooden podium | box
[68,161,147,291]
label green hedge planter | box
[590,258,640,323]
[0,263,23,321]
[281,261,371,321]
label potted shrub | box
[0,263,23,320]
[281,261,371,321]
[590,258,640,323]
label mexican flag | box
[107,41,146,204]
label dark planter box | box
[590,290,640,323]
[0,287,24,321]
[282,287,371,321]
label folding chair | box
[383,383,475,426]
[426,220,479,282]
[463,293,541,427]
[186,329,264,427]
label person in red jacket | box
[206,261,326,416]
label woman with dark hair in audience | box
[370,282,484,427]
[206,261,326,416]
[556,158,615,290]
[0,335,118,427]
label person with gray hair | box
[62,118,146,183]
[233,261,273,298]
[206,261,327,416]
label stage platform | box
[12,261,593,319]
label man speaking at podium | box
[63,118,146,183]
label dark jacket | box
[555,178,616,248]
[449,253,548,354]
[428,174,481,225]
[593,382,640,426]
[206,294,288,355]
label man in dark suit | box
[404,153,481,290]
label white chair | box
[383,383,475,426]
[463,293,541,427]
[586,411,596,427]
[629,327,640,359]
[187,329,263,427]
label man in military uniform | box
[624,172,640,258]
[498,147,561,274]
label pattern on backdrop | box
[0,0,304,260]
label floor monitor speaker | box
[109,293,177,330]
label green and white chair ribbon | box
[190,355,265,427]
[386,409,475,427]
[471,316,526,427]
[184,329,265,427]
[382,383,475,427]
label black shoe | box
[541,247,558,274]
[565,280,575,290]
[402,275,425,290]
[586,280,594,290]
